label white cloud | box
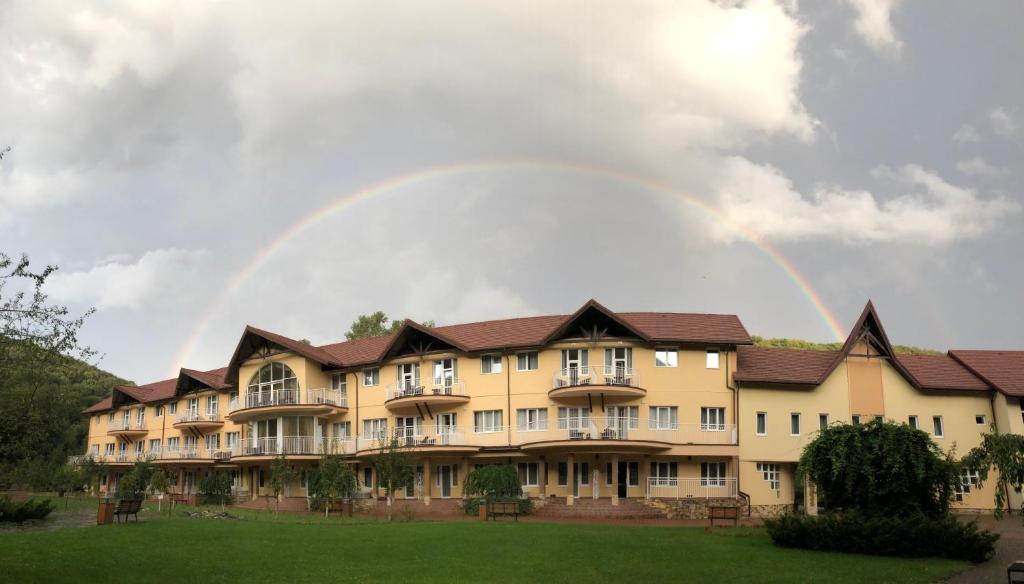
[989,107,1019,138]
[956,157,1007,178]
[45,248,208,310]
[712,158,1020,245]
[845,0,903,56]
[952,124,981,144]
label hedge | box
[0,496,55,525]
[765,512,997,564]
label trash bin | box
[97,497,114,525]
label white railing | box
[552,366,641,389]
[511,421,737,445]
[386,379,467,401]
[646,477,738,499]
[234,388,347,411]
[355,427,465,450]
[175,410,220,424]
[107,419,144,432]
[471,426,509,447]
[178,447,205,459]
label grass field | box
[0,499,968,583]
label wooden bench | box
[486,500,519,521]
[114,499,142,523]
[708,505,739,527]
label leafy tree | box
[117,460,154,501]
[311,454,358,517]
[464,464,522,499]
[199,472,233,510]
[369,435,415,521]
[799,420,957,518]
[53,463,83,509]
[961,430,1024,518]
[268,454,298,515]
[344,311,435,340]
[77,456,107,495]
[149,468,170,513]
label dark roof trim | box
[541,299,650,344]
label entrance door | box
[184,471,195,494]
[439,465,452,498]
[617,462,628,498]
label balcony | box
[106,419,148,437]
[173,410,224,430]
[384,378,469,411]
[227,388,348,422]
[237,436,354,457]
[549,367,645,400]
[355,427,477,455]
[514,417,737,453]
[645,477,738,500]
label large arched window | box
[247,362,299,405]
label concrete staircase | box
[533,497,667,519]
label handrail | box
[645,477,738,499]
[386,379,467,401]
[552,366,640,389]
[175,411,220,424]
[233,388,347,411]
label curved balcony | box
[233,436,355,459]
[106,420,148,437]
[227,388,348,423]
[548,367,646,400]
[355,427,477,456]
[384,379,470,411]
[514,417,737,454]
[173,411,224,431]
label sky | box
[1,0,1021,383]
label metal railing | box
[107,419,145,432]
[233,388,347,411]
[355,426,465,450]
[511,420,737,445]
[386,379,467,401]
[175,410,220,424]
[552,366,640,389]
[645,477,738,499]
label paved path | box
[945,517,1024,583]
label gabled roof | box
[734,346,839,385]
[950,350,1024,397]
[82,396,113,414]
[542,299,650,344]
[224,325,343,382]
[618,312,751,344]
[176,367,231,395]
[896,354,991,392]
[380,320,469,360]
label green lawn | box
[0,500,968,583]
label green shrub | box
[765,512,997,563]
[198,472,233,506]
[0,496,55,524]
[464,464,522,499]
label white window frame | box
[517,462,540,486]
[516,408,548,432]
[790,413,801,436]
[167,437,180,452]
[607,406,639,429]
[706,348,720,369]
[149,439,161,452]
[933,415,944,438]
[207,395,218,416]
[654,348,678,368]
[155,405,163,417]
[818,413,829,430]
[852,415,861,425]
[331,373,347,393]
[700,462,727,487]
[755,412,767,436]
[756,463,781,491]
[363,368,380,387]
[557,406,591,430]
[975,414,986,426]
[363,418,388,440]
[136,407,145,425]
[473,410,503,433]
[700,407,726,431]
[331,422,351,439]
[649,406,678,430]
[908,415,918,429]
[480,354,503,374]
[169,402,177,415]
[516,351,539,372]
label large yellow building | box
[78,299,1023,516]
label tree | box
[962,430,1024,518]
[53,463,82,509]
[799,419,958,518]
[464,464,522,499]
[78,457,107,495]
[199,472,233,510]
[149,468,169,513]
[344,312,435,340]
[268,454,298,516]
[312,453,358,517]
[118,460,154,501]
[369,435,415,521]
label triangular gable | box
[175,368,230,396]
[380,320,468,359]
[543,299,649,344]
[815,300,919,387]
[111,385,145,408]
[224,325,342,383]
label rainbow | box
[171,159,846,375]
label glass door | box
[439,465,452,498]
[617,462,628,498]
[436,413,456,444]
[561,349,589,385]
[433,359,456,394]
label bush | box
[765,512,997,564]
[463,464,522,499]
[0,496,55,524]
[198,472,233,506]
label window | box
[105,443,115,456]
[226,432,240,449]
[169,402,177,415]
[167,437,180,452]
[474,410,502,433]
[396,363,419,390]
[207,395,218,415]
[135,441,144,455]
[516,408,548,431]
[701,462,727,487]
[481,354,502,374]
[607,406,639,428]
[363,368,380,387]
[650,462,678,485]
[790,413,801,436]
[647,406,677,430]
[975,415,986,426]
[604,347,632,375]
[330,373,347,393]
[655,348,677,368]
[247,362,299,397]
[332,422,351,439]
[852,415,861,425]
[363,467,373,489]
[205,433,220,450]
[184,435,198,452]
[933,415,944,437]
[701,407,726,431]
[516,351,539,371]
[874,416,883,423]
[908,415,918,429]
[187,397,199,415]
[155,405,163,417]
[955,470,981,502]
[136,407,145,426]
[557,407,591,429]
[819,413,829,430]
[432,359,457,389]
[706,348,720,369]
[756,463,781,491]
[756,412,767,436]
[558,463,589,486]
[517,463,539,486]
[363,418,388,440]
[149,439,161,452]
[108,412,114,422]
[604,462,640,487]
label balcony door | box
[187,398,199,417]
[561,349,589,386]
[432,359,456,393]
[617,462,628,498]
[604,347,632,383]
[438,465,453,498]
[396,417,423,446]
[436,413,457,444]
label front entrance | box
[617,462,628,498]
[439,465,453,498]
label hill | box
[751,336,942,355]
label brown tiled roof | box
[82,396,113,414]
[734,346,838,385]
[896,354,991,392]
[180,367,230,389]
[244,326,342,366]
[950,350,1024,397]
[618,312,752,344]
[319,334,397,366]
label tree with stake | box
[369,434,415,521]
[268,454,298,516]
[313,453,358,517]
[149,468,169,514]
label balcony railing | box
[386,379,467,401]
[552,366,640,389]
[107,419,145,432]
[355,426,465,450]
[645,477,738,499]
[175,410,220,424]
[511,419,737,445]
[232,388,347,411]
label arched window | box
[247,362,299,396]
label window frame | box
[480,354,503,374]
[473,410,503,433]
[705,348,720,369]
[908,415,918,429]
[818,413,829,430]
[700,407,726,431]
[517,462,540,486]
[755,411,767,436]
[516,408,548,432]
[515,351,539,372]
[933,415,944,438]
[790,412,801,436]
[700,462,727,487]
[975,414,986,426]
[654,348,678,368]
[649,406,679,430]
[363,367,380,387]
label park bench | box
[708,505,739,527]
[114,499,142,523]
[486,500,519,521]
